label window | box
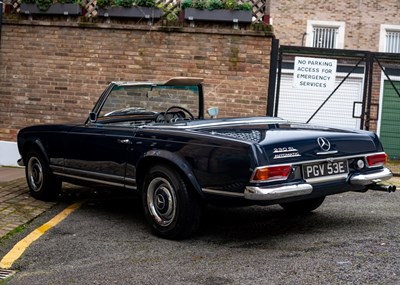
[306,20,345,49]
[380,25,400,53]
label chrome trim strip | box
[53,171,126,188]
[244,183,313,201]
[202,188,245,198]
[290,152,385,167]
[316,150,338,155]
[51,166,137,189]
[144,118,287,130]
[349,167,393,186]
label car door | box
[63,123,134,188]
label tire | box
[142,165,202,239]
[25,149,61,201]
[279,196,325,214]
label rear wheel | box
[279,196,325,213]
[25,149,61,201]
[142,165,202,239]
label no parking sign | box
[293,57,337,91]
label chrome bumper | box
[244,183,313,201]
[244,167,393,201]
[349,167,393,186]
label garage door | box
[379,80,400,160]
[277,73,363,129]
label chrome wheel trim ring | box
[147,177,177,227]
[27,156,43,192]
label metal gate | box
[267,42,400,132]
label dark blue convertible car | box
[17,77,395,239]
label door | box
[63,124,134,188]
[379,80,400,159]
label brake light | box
[251,165,292,182]
[366,153,387,167]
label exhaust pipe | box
[368,184,396,193]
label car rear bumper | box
[244,184,313,201]
[244,167,393,201]
[348,167,393,186]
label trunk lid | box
[193,118,381,164]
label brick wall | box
[267,0,400,51]
[0,18,273,142]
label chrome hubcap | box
[27,156,43,192]
[147,177,176,227]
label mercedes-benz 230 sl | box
[17,77,396,239]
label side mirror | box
[89,112,97,123]
[207,107,219,119]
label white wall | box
[0,141,20,167]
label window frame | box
[306,20,345,49]
[379,24,400,53]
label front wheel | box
[142,165,202,239]
[279,196,325,214]
[25,149,61,201]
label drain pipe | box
[0,0,3,47]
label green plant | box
[115,0,134,7]
[36,0,53,11]
[96,0,113,8]
[238,1,252,11]
[181,0,192,9]
[134,0,156,7]
[181,0,252,11]
[223,0,237,10]
[208,0,223,10]
[192,0,207,9]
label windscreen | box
[98,84,200,120]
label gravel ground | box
[2,188,399,285]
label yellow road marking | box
[0,202,83,269]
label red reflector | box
[366,153,387,167]
[252,165,292,182]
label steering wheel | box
[165,106,195,121]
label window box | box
[183,8,252,24]
[20,3,82,16]
[97,7,163,20]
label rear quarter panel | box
[132,128,258,193]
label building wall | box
[268,0,400,51]
[0,18,273,165]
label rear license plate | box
[302,160,349,180]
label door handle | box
[117,139,132,145]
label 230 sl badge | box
[273,147,301,159]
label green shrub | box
[97,0,113,8]
[223,0,237,9]
[134,0,156,7]
[181,0,192,9]
[36,0,53,11]
[208,0,223,10]
[192,0,208,9]
[115,0,133,7]
[238,1,252,11]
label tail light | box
[251,164,292,182]
[366,153,387,167]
